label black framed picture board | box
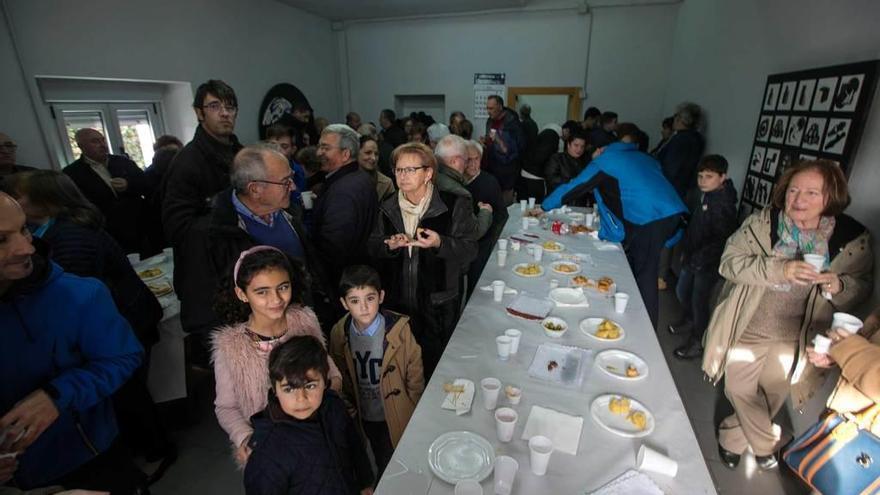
[738,60,880,219]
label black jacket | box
[63,155,149,254]
[483,108,525,190]
[311,162,378,289]
[466,172,508,294]
[589,127,617,149]
[544,151,588,194]
[244,392,374,495]
[522,129,559,178]
[368,188,478,372]
[657,129,705,199]
[521,117,539,154]
[41,219,162,348]
[682,179,738,272]
[161,125,242,332]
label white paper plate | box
[568,212,585,222]
[580,317,625,342]
[541,240,565,253]
[512,263,544,278]
[595,349,648,381]
[549,287,588,306]
[590,394,655,438]
[428,431,495,484]
[142,254,167,266]
[527,343,590,387]
[550,261,581,275]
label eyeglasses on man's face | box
[253,176,294,188]
[201,101,238,114]
[394,166,428,176]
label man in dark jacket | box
[314,124,378,299]
[162,80,243,347]
[519,104,539,154]
[482,95,524,205]
[378,109,407,180]
[589,111,618,149]
[657,102,706,200]
[464,140,508,298]
[434,134,492,239]
[64,128,149,254]
[0,193,145,492]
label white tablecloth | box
[133,252,188,403]
[375,207,716,494]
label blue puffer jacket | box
[542,142,687,242]
[0,256,143,488]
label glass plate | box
[428,431,495,484]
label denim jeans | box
[675,266,720,345]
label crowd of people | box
[0,77,877,495]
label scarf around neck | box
[774,210,835,265]
[398,183,433,239]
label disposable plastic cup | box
[504,329,522,354]
[481,377,501,410]
[493,456,518,495]
[497,238,508,250]
[533,245,544,262]
[454,479,483,495]
[586,212,595,226]
[813,335,832,354]
[521,218,529,230]
[492,280,505,302]
[637,445,678,478]
[497,250,508,267]
[126,253,140,265]
[496,336,512,361]
[803,254,824,272]
[494,408,518,443]
[301,191,315,210]
[528,435,554,476]
[519,200,527,213]
[832,312,863,334]
[614,292,630,313]
[528,197,536,209]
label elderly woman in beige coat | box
[702,160,873,470]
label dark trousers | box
[112,366,172,461]
[675,266,720,346]
[50,440,148,495]
[362,420,394,482]
[623,215,681,329]
[515,176,546,204]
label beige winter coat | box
[702,208,873,409]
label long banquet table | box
[376,206,717,494]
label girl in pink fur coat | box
[211,246,342,467]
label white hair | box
[466,139,483,156]
[434,134,469,166]
[321,123,360,157]
[231,143,287,193]
[427,123,450,143]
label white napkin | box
[506,294,554,320]
[520,405,584,455]
[440,379,474,416]
[586,470,664,495]
[593,241,620,251]
[479,285,518,295]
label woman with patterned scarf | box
[702,160,873,471]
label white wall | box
[2,0,340,168]
[664,0,880,433]
[342,3,678,145]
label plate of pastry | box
[550,261,581,275]
[580,318,625,342]
[513,263,544,278]
[571,275,615,294]
[595,349,648,381]
[137,267,164,281]
[541,240,564,253]
[590,394,655,438]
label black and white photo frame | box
[794,80,816,111]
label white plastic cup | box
[614,292,630,313]
[493,456,518,495]
[301,191,315,210]
[454,479,483,495]
[803,254,825,272]
[504,329,522,354]
[492,280,506,302]
[528,197,536,209]
[496,336,512,361]
[549,279,559,290]
[832,312,864,334]
[813,335,832,354]
[162,247,173,257]
[481,377,501,410]
[494,408,518,443]
[637,445,678,478]
[519,200,527,213]
[586,212,595,226]
[528,435,554,476]
[521,217,530,230]
[498,238,508,251]
[126,253,140,265]
[497,250,508,267]
[533,245,544,262]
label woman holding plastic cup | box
[702,160,873,471]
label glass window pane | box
[117,109,155,169]
[63,111,107,161]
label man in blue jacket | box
[542,124,686,329]
[0,193,145,492]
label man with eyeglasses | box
[313,124,378,305]
[162,79,243,364]
[0,133,35,193]
[434,134,492,239]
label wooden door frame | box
[507,87,583,122]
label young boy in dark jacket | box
[672,155,738,359]
[244,336,374,495]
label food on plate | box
[515,263,542,276]
[597,277,614,293]
[570,224,594,234]
[553,263,578,273]
[627,410,648,430]
[625,365,640,378]
[571,275,614,292]
[504,385,521,399]
[572,275,590,287]
[524,208,544,218]
[147,282,173,297]
[442,383,465,394]
[542,241,562,251]
[608,396,631,415]
[138,268,162,279]
[547,360,559,372]
[595,319,621,339]
[543,321,565,332]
